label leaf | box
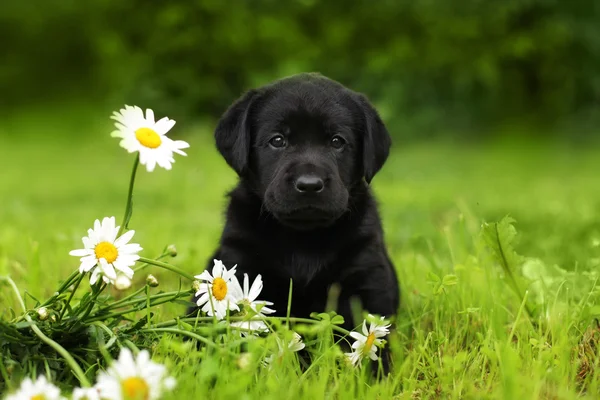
[481,216,533,318]
[442,274,458,286]
[427,271,441,284]
[481,216,522,271]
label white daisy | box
[72,387,100,400]
[110,105,189,172]
[5,375,65,400]
[194,259,243,320]
[95,348,176,400]
[345,314,391,366]
[69,217,142,285]
[230,273,276,335]
[263,332,306,367]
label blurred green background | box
[2,0,600,140]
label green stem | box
[100,286,147,311]
[118,155,139,236]
[103,290,191,310]
[38,270,80,308]
[78,283,106,321]
[148,316,353,336]
[1,276,91,387]
[58,272,85,321]
[138,256,195,281]
[83,292,191,323]
[139,327,234,355]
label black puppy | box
[190,73,399,367]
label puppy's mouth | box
[273,207,342,230]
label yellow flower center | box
[122,376,150,400]
[135,127,162,149]
[212,277,228,301]
[31,395,45,400]
[94,241,118,263]
[363,333,376,355]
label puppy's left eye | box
[330,136,346,149]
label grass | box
[1,111,599,399]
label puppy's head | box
[215,73,391,230]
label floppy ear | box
[355,94,392,184]
[214,89,258,176]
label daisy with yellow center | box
[69,216,142,285]
[111,105,190,172]
[194,259,243,320]
[230,273,276,336]
[95,348,176,400]
[5,375,65,400]
[345,314,391,366]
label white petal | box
[145,158,157,172]
[118,243,143,255]
[362,320,369,336]
[194,270,214,282]
[114,230,135,247]
[79,256,98,272]
[248,274,263,302]
[154,117,176,135]
[212,259,224,277]
[196,293,210,307]
[145,108,155,124]
[242,274,250,298]
[69,248,91,257]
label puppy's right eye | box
[269,134,287,149]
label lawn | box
[1,110,599,399]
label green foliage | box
[2,0,600,137]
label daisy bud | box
[236,353,252,370]
[166,244,178,257]
[50,315,57,323]
[115,275,132,291]
[192,280,202,292]
[37,307,49,321]
[146,274,159,287]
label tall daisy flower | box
[5,375,65,400]
[231,273,276,335]
[345,314,391,366]
[69,216,142,285]
[111,105,189,172]
[194,260,243,320]
[95,348,176,400]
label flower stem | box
[118,154,139,236]
[58,272,85,321]
[1,276,91,387]
[138,256,195,281]
[38,269,81,308]
[83,291,191,323]
[139,327,235,355]
[99,286,147,310]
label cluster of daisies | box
[5,348,175,400]
[192,259,391,366]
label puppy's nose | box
[295,175,324,193]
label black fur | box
[190,73,400,370]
